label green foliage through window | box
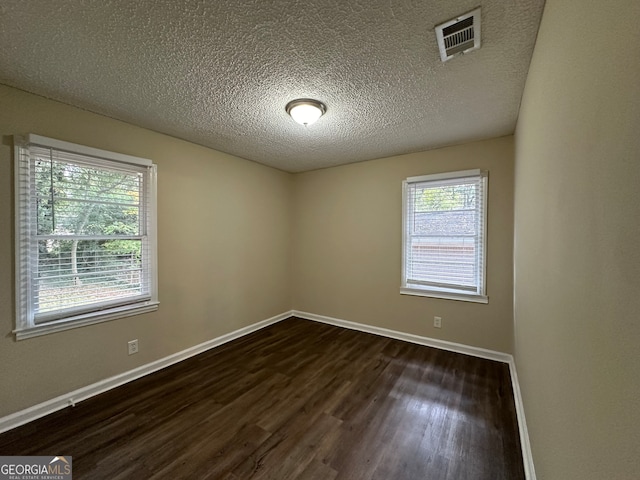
[33,151,145,314]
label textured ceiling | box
[0,0,545,172]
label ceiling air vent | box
[435,7,482,62]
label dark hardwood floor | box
[0,317,524,479]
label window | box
[401,169,488,303]
[14,134,158,339]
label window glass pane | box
[15,135,157,336]
[412,209,477,236]
[35,158,141,236]
[414,182,477,212]
[35,239,144,315]
[409,237,476,287]
[404,171,486,297]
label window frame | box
[14,134,159,340]
[401,169,488,304]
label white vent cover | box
[435,8,482,62]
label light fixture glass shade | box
[286,99,326,126]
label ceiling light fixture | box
[286,99,326,126]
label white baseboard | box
[292,310,536,480]
[292,310,512,363]
[1,308,535,479]
[507,358,537,480]
[0,310,293,435]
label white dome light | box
[286,99,326,126]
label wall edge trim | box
[293,310,511,362]
[0,310,294,434]
[508,357,537,480]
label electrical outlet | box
[128,339,139,355]
[434,316,442,328]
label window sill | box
[400,287,488,304]
[14,301,159,340]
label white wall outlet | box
[128,339,139,355]
[434,316,442,328]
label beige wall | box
[0,85,292,417]
[2,2,638,473]
[514,0,640,478]
[0,86,514,420]
[292,136,515,353]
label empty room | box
[0,0,638,479]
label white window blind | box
[15,134,158,339]
[401,169,488,303]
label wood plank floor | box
[0,317,524,479]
